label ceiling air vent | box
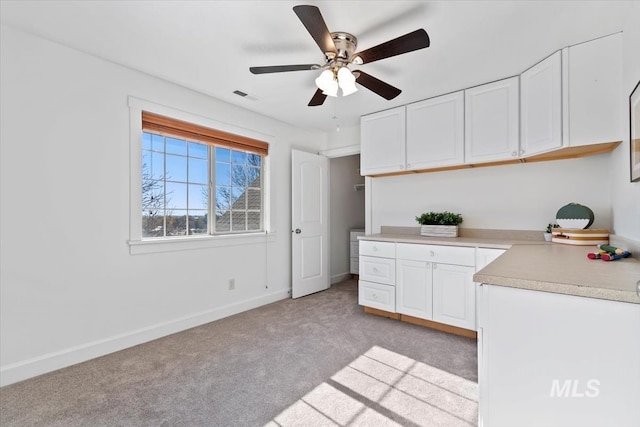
[232,89,258,101]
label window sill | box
[128,232,277,255]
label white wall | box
[0,25,326,385]
[610,3,640,241]
[370,155,612,234]
[329,155,365,282]
[326,124,360,153]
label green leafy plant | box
[545,223,559,233]
[415,211,463,226]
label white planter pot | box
[420,225,459,237]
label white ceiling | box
[1,0,635,133]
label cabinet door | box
[520,51,562,156]
[566,33,622,147]
[432,264,476,330]
[360,106,406,175]
[406,91,464,170]
[396,259,433,319]
[465,77,520,164]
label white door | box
[291,150,329,298]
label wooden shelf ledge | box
[367,141,621,178]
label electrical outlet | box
[228,278,235,290]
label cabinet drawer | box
[350,258,359,275]
[358,280,395,312]
[360,240,395,258]
[350,242,360,258]
[359,256,395,285]
[396,243,475,266]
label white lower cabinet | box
[358,280,395,312]
[396,259,433,319]
[432,263,476,330]
[349,230,364,274]
[359,255,395,285]
[478,284,640,427]
[395,243,477,330]
[358,240,396,312]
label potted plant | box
[544,223,558,242]
[415,211,463,237]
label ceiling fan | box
[249,5,430,106]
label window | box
[140,111,268,238]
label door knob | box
[294,228,302,234]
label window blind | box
[142,111,268,156]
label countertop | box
[359,233,547,249]
[359,232,640,304]
[474,244,640,304]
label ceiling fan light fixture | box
[322,80,339,97]
[315,69,338,96]
[337,67,358,96]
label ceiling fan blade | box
[293,5,337,55]
[352,29,430,64]
[354,70,402,100]
[308,89,327,106]
[250,64,320,74]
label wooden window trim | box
[142,111,268,156]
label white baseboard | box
[0,289,289,387]
[331,272,352,284]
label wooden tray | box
[551,228,609,245]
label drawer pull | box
[372,293,378,300]
[373,246,379,251]
[430,250,435,257]
[373,267,379,273]
[433,264,438,270]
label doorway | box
[329,154,365,284]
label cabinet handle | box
[430,250,435,257]
[399,165,405,170]
[407,163,411,168]
[520,149,525,155]
[372,246,378,251]
[373,267,379,273]
[433,264,438,270]
[511,151,518,157]
[372,293,378,300]
[426,262,431,268]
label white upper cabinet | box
[359,34,622,176]
[564,33,622,147]
[464,77,520,164]
[360,106,406,176]
[520,51,563,156]
[406,91,465,170]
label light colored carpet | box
[0,279,477,426]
